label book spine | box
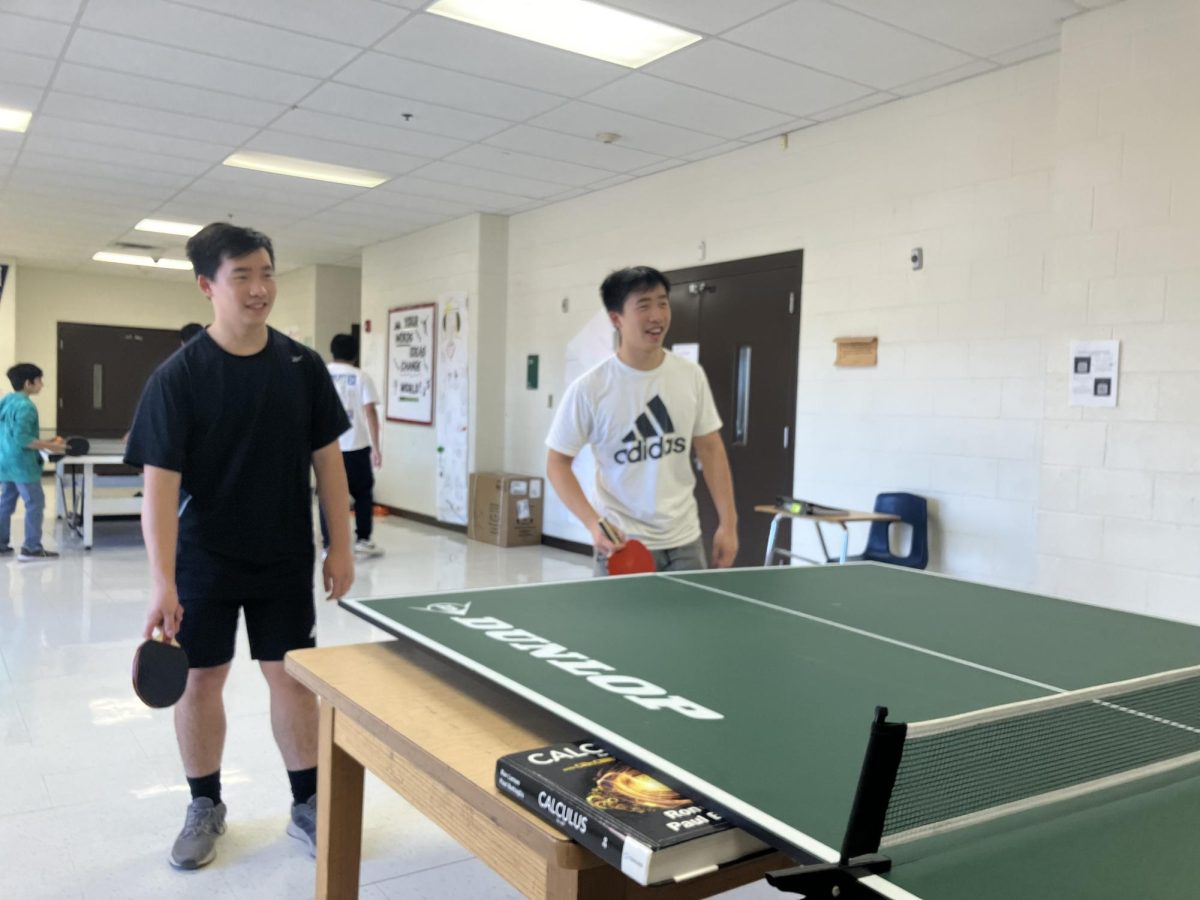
[496,763,645,879]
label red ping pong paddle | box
[132,634,189,708]
[598,520,656,575]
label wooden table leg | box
[316,701,364,900]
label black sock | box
[287,767,317,805]
[187,770,221,805]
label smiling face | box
[197,247,276,331]
[610,283,671,353]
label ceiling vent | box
[111,241,159,251]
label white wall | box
[505,56,1059,584]
[314,265,362,362]
[361,214,508,516]
[0,260,16,378]
[1036,0,1200,621]
[274,266,317,348]
[13,267,209,432]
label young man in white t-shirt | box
[321,333,384,557]
[546,266,738,573]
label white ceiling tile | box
[683,140,748,162]
[65,30,321,105]
[990,35,1061,66]
[725,0,975,90]
[0,50,56,88]
[0,12,71,58]
[31,116,235,162]
[528,101,728,157]
[21,134,214,176]
[375,14,626,96]
[16,151,195,188]
[310,203,446,230]
[410,160,570,200]
[828,0,1077,59]
[166,0,412,47]
[7,170,175,202]
[374,175,530,212]
[335,52,565,120]
[270,109,466,159]
[630,158,687,177]
[646,39,871,117]
[586,173,636,191]
[336,189,476,217]
[891,60,1000,97]
[39,92,258,146]
[191,166,368,202]
[52,64,289,127]
[302,83,512,141]
[809,91,897,121]
[0,1,83,23]
[80,0,359,78]
[242,131,429,179]
[445,145,616,188]
[485,125,669,173]
[584,73,793,140]
[0,83,43,111]
[736,118,815,144]
[602,0,795,34]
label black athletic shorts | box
[175,542,316,668]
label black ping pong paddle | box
[132,634,189,708]
[64,436,90,456]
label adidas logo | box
[614,395,687,465]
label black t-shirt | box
[124,328,350,562]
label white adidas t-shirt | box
[327,362,380,452]
[546,352,722,550]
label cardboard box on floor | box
[468,472,544,547]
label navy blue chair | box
[860,492,928,569]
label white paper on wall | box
[436,292,469,524]
[1069,340,1119,408]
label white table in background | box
[54,440,141,549]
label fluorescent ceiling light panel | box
[427,0,700,68]
[93,252,193,271]
[0,107,33,133]
[222,151,389,188]
[135,218,203,237]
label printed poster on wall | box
[1069,339,1120,408]
[387,303,436,425]
[436,292,470,525]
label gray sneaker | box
[354,539,383,557]
[287,793,317,857]
[17,547,58,561]
[169,797,227,870]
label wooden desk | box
[753,504,898,566]
[285,641,792,899]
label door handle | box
[734,345,751,446]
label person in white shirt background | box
[545,266,738,575]
[322,333,384,557]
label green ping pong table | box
[340,563,1200,899]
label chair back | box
[862,492,928,569]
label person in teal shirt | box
[0,363,64,560]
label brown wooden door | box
[57,323,182,437]
[666,251,802,566]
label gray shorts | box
[593,537,707,577]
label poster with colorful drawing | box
[436,292,469,525]
[387,303,435,425]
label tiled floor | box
[0,494,777,899]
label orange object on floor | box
[373,505,390,517]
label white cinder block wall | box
[505,56,1060,587]
[1036,0,1200,621]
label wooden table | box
[753,504,899,566]
[285,640,792,899]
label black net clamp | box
[765,853,893,897]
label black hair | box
[330,333,358,362]
[600,266,671,314]
[180,322,204,343]
[6,363,42,392]
[185,222,275,280]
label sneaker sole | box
[286,820,317,858]
[167,846,217,870]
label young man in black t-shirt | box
[125,223,354,870]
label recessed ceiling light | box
[222,151,389,188]
[0,107,33,133]
[134,218,204,237]
[427,0,700,68]
[93,252,193,271]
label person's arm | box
[693,431,738,568]
[365,403,382,468]
[546,449,625,556]
[313,439,354,599]
[141,465,184,640]
[26,437,64,451]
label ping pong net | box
[769,664,1200,896]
